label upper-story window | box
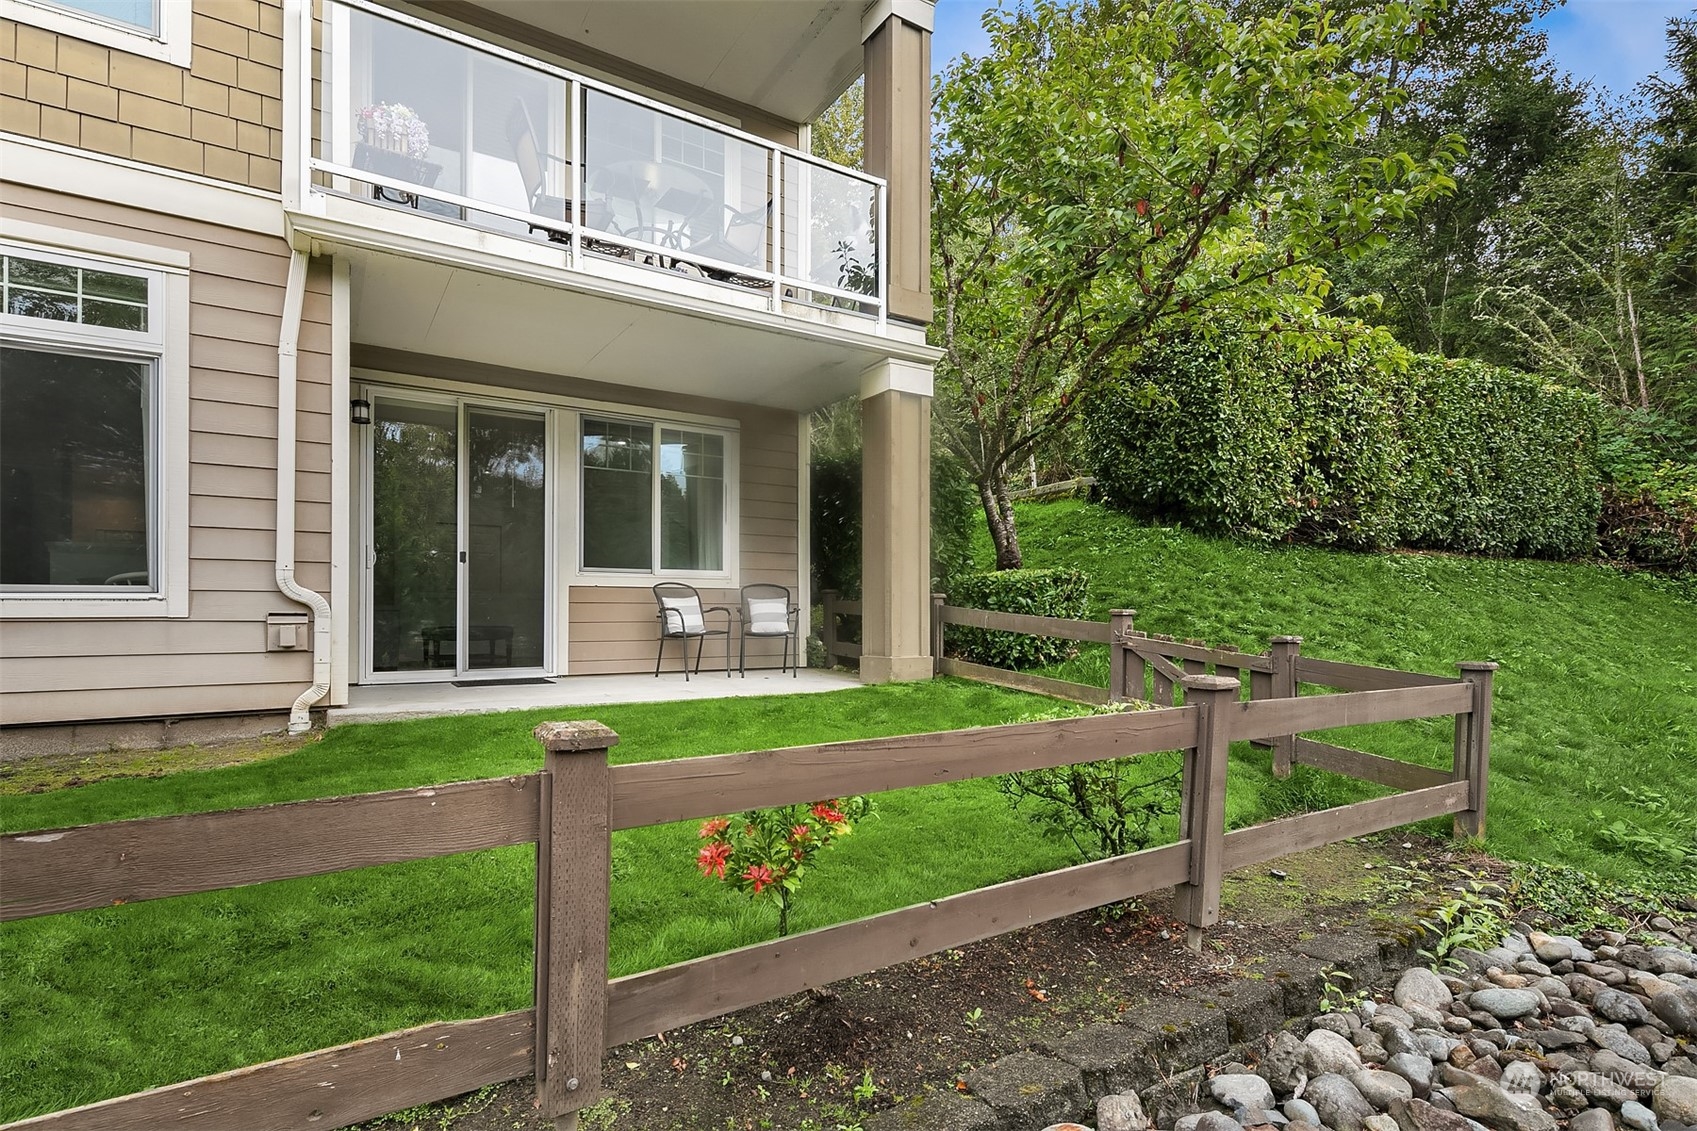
[0,0,190,66]
[0,235,190,618]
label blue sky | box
[929,0,1692,102]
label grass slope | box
[982,499,1697,890]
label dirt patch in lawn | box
[0,732,318,796]
[356,835,1462,1131]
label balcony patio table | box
[353,142,444,208]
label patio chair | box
[505,100,611,241]
[683,201,770,279]
[738,583,800,678]
[653,582,733,680]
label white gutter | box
[276,249,332,733]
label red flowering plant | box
[694,797,872,937]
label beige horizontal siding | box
[1,182,333,726]
[566,407,799,676]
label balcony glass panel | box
[333,5,569,236]
[782,157,879,305]
[312,0,883,316]
[583,89,771,274]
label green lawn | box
[980,498,1697,890]
[5,680,1177,1121]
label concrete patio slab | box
[328,668,862,726]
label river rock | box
[1571,1110,1616,1131]
[1621,1100,1661,1131]
[1570,1072,1638,1106]
[1308,1073,1377,1131]
[1098,1092,1151,1131]
[1214,1074,1277,1113]
[1531,934,1574,964]
[1594,1024,1656,1066]
[1355,1069,1418,1108]
[1597,989,1658,1027]
[1399,969,1456,1013]
[1197,1112,1248,1131]
[1655,1078,1697,1126]
[1366,1115,1402,1131]
[1441,1082,1557,1131]
[1470,989,1541,1022]
[1594,1051,1667,1096]
[1261,1032,1308,1096]
[1308,1029,1366,1077]
[1652,988,1697,1038]
[1649,950,1697,977]
[1284,1099,1321,1125]
[1498,1061,1541,1103]
[1389,1052,1436,1097]
[1390,1097,1479,1131]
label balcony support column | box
[863,4,933,326]
[860,358,933,683]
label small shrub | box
[945,567,1090,669]
[693,797,872,937]
[999,748,1181,862]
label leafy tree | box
[931,0,1458,568]
[1322,0,1589,361]
[811,77,864,169]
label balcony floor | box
[329,668,860,726]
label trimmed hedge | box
[1083,334,1602,558]
[945,568,1089,669]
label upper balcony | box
[289,0,890,335]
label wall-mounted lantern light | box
[350,398,372,425]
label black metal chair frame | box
[737,583,800,678]
[653,582,732,680]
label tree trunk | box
[978,476,1023,570]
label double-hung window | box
[1,237,189,617]
[0,0,189,66]
[580,417,731,577]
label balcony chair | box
[505,100,611,242]
[680,201,771,282]
[737,583,800,678]
[652,582,732,680]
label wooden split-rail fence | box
[0,607,1495,1131]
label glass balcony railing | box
[310,0,885,319]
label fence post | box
[822,590,839,669]
[1108,608,1135,703]
[1268,636,1302,778]
[1174,674,1237,952]
[931,593,946,676]
[533,721,619,1131]
[1452,662,1498,841]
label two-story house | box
[0,0,938,746]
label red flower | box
[810,802,846,825]
[742,863,776,893]
[696,842,732,880]
[788,824,812,843]
[699,817,730,839]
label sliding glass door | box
[365,393,549,679]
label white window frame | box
[0,0,191,67]
[574,412,739,587]
[0,227,190,619]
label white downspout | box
[276,249,332,733]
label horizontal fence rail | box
[2,617,1495,1131]
[0,774,543,922]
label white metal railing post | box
[770,150,783,312]
[569,78,583,271]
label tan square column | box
[863,1,933,326]
[860,358,933,683]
